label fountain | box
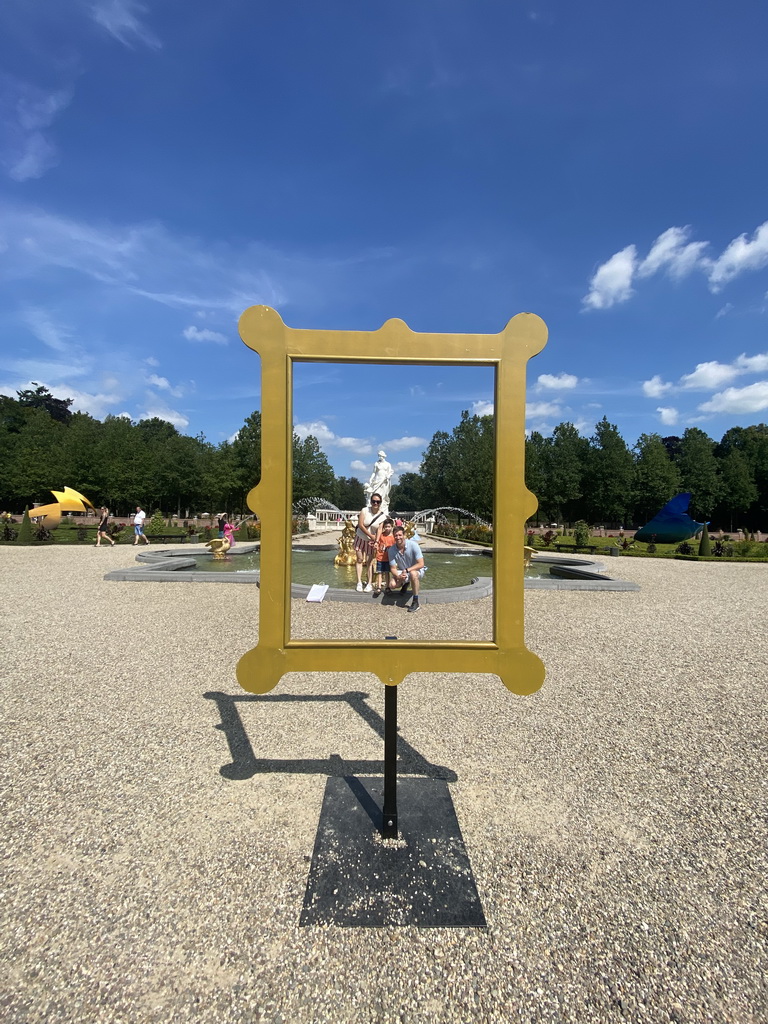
[105,504,639,594]
[411,506,491,528]
[292,497,342,517]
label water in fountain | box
[291,497,343,516]
[410,506,491,528]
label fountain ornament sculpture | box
[364,451,393,512]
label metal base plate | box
[300,776,486,928]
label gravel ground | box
[1,545,766,1024]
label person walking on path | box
[389,524,426,612]
[133,506,150,546]
[354,492,385,592]
[96,507,116,547]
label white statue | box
[364,450,393,510]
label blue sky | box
[2,1,768,481]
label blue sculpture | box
[634,493,705,544]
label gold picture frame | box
[236,305,547,695]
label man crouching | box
[388,524,426,613]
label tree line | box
[0,385,363,517]
[389,412,768,531]
[2,385,766,530]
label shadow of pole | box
[202,690,457,782]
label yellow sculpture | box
[30,487,95,528]
[523,545,536,566]
[334,519,358,565]
[205,537,231,559]
[235,305,548,696]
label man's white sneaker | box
[364,583,373,592]
[356,582,363,592]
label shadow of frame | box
[203,689,457,782]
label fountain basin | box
[104,544,639,595]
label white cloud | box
[139,402,189,429]
[147,373,183,398]
[471,400,494,416]
[3,357,90,385]
[336,436,374,454]
[526,400,562,419]
[527,422,555,437]
[735,353,768,373]
[350,460,368,473]
[582,245,637,310]
[183,325,228,344]
[21,308,72,353]
[382,436,427,451]
[680,360,741,390]
[294,420,336,444]
[52,384,123,419]
[393,460,420,474]
[584,221,768,310]
[708,221,768,292]
[698,382,768,415]
[715,303,733,319]
[144,356,160,367]
[0,77,73,182]
[536,372,578,390]
[642,352,768,402]
[294,419,373,455]
[642,375,673,398]
[656,406,679,426]
[637,226,708,281]
[0,203,288,314]
[90,0,161,49]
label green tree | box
[632,433,681,524]
[334,476,365,510]
[61,412,104,505]
[585,417,634,524]
[131,417,180,509]
[715,448,758,531]
[524,431,548,520]
[16,383,73,424]
[444,411,494,520]
[389,472,424,512]
[541,422,589,523]
[7,408,67,505]
[292,434,335,503]
[420,430,452,510]
[99,415,137,514]
[677,427,721,521]
[231,411,261,510]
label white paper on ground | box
[306,584,329,603]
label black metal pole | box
[382,684,398,838]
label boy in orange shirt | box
[372,518,397,597]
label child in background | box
[372,518,397,597]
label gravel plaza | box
[1,545,766,1023]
